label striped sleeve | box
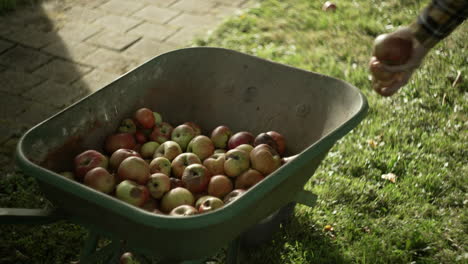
[409,0,468,48]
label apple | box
[170,177,185,189]
[223,189,246,204]
[184,122,202,136]
[210,125,232,149]
[171,124,196,151]
[171,153,201,178]
[153,112,163,125]
[120,252,139,264]
[203,153,225,176]
[153,141,182,161]
[134,107,155,129]
[266,131,286,156]
[198,196,224,213]
[373,33,413,65]
[224,149,250,177]
[115,180,149,207]
[59,171,75,180]
[235,169,264,189]
[182,164,211,193]
[195,195,212,209]
[160,187,195,213]
[149,122,173,144]
[118,118,136,134]
[149,157,171,176]
[147,173,171,199]
[228,131,254,149]
[207,175,233,199]
[140,141,160,159]
[117,156,150,184]
[134,144,142,154]
[83,167,115,194]
[214,149,226,154]
[105,133,136,154]
[169,205,198,216]
[141,197,158,212]
[187,135,215,161]
[109,149,141,172]
[250,144,282,175]
[134,130,147,144]
[74,150,108,180]
[322,1,337,12]
[235,144,254,155]
[254,132,278,152]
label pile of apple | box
[62,107,291,217]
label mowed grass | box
[196,0,467,263]
[0,0,466,263]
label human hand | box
[369,27,430,96]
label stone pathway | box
[0,0,256,171]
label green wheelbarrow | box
[3,47,368,263]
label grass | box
[1,0,467,263]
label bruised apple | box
[171,153,201,178]
[169,205,198,216]
[203,153,225,176]
[147,173,170,199]
[198,196,224,213]
[153,141,182,161]
[210,125,232,149]
[250,144,281,175]
[224,149,250,177]
[235,169,264,189]
[115,180,149,207]
[181,164,211,193]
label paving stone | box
[207,0,246,7]
[93,14,143,32]
[42,40,98,62]
[4,27,60,49]
[132,5,180,24]
[140,0,179,7]
[33,59,93,84]
[128,22,178,41]
[165,27,208,46]
[72,69,120,93]
[170,0,217,14]
[167,13,220,29]
[123,38,175,63]
[16,101,61,127]
[0,39,14,54]
[23,80,87,108]
[81,48,139,75]
[99,0,146,15]
[0,22,13,35]
[0,119,24,144]
[86,31,141,51]
[78,0,111,9]
[0,93,31,119]
[0,70,45,95]
[56,22,103,42]
[64,6,108,24]
[212,4,241,17]
[0,46,52,72]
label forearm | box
[409,0,468,49]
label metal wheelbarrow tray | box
[13,47,368,263]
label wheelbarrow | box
[3,47,368,263]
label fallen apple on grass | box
[83,167,115,194]
[74,149,109,180]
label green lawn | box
[1,0,467,263]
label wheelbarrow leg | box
[226,237,242,264]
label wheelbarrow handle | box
[0,208,66,225]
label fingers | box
[372,71,411,97]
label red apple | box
[254,133,278,153]
[160,187,195,213]
[171,124,196,151]
[228,131,254,149]
[198,196,224,213]
[170,177,186,189]
[223,189,246,204]
[203,153,225,176]
[149,122,173,144]
[135,130,147,144]
[373,33,413,65]
[120,252,139,264]
[184,121,202,136]
[118,118,136,134]
[322,1,337,12]
[224,149,250,177]
[187,135,215,161]
[207,175,233,199]
[149,157,171,176]
[181,164,211,193]
[115,180,149,207]
[109,149,141,171]
[74,150,108,180]
[210,125,232,149]
[267,131,286,156]
[169,205,198,216]
[235,169,264,189]
[153,141,182,161]
[147,173,171,199]
[171,153,201,178]
[140,141,160,159]
[250,144,281,175]
[105,133,136,154]
[117,156,150,184]
[83,167,115,194]
[134,108,155,129]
